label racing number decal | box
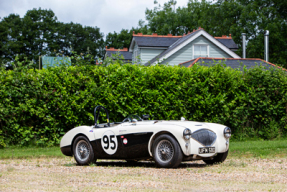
[101,130,118,155]
[102,135,116,150]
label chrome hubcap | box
[76,140,90,161]
[156,140,174,162]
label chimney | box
[264,30,269,62]
[242,33,246,58]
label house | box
[105,27,282,70]
[104,47,132,63]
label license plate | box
[199,147,215,154]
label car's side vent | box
[191,129,217,146]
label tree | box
[235,0,287,66]
[57,22,104,60]
[105,28,142,49]
[21,8,58,61]
[105,29,131,49]
[0,8,105,66]
[0,14,23,64]
[145,0,181,35]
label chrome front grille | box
[191,129,217,146]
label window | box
[194,45,208,59]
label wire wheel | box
[156,139,174,163]
[75,140,90,162]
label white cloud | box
[0,0,189,36]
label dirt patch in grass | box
[0,157,287,191]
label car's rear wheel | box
[203,150,229,165]
[152,134,183,168]
[73,136,95,165]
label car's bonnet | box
[155,120,211,131]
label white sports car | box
[60,106,231,168]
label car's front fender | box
[147,125,188,156]
[60,125,95,148]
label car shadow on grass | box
[65,161,207,169]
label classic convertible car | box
[60,106,231,168]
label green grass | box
[229,139,287,158]
[0,139,287,159]
[0,146,63,159]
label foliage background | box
[0,61,287,147]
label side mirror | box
[142,114,150,120]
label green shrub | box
[0,62,287,147]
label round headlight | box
[183,128,191,140]
[224,127,231,138]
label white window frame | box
[193,44,209,59]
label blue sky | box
[0,0,188,37]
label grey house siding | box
[206,38,231,58]
[161,36,232,66]
[161,42,193,65]
[140,48,166,65]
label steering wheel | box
[122,115,143,123]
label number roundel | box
[101,130,118,155]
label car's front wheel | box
[73,136,95,165]
[203,150,229,165]
[152,134,183,168]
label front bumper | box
[61,145,73,156]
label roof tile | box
[179,57,286,71]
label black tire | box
[203,150,229,165]
[73,136,96,165]
[152,134,183,168]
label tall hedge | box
[0,63,287,147]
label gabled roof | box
[133,36,181,47]
[146,28,241,65]
[129,33,182,51]
[129,32,238,51]
[215,35,238,50]
[179,57,287,71]
[105,47,132,60]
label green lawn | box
[0,146,63,159]
[229,139,287,158]
[0,139,287,159]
